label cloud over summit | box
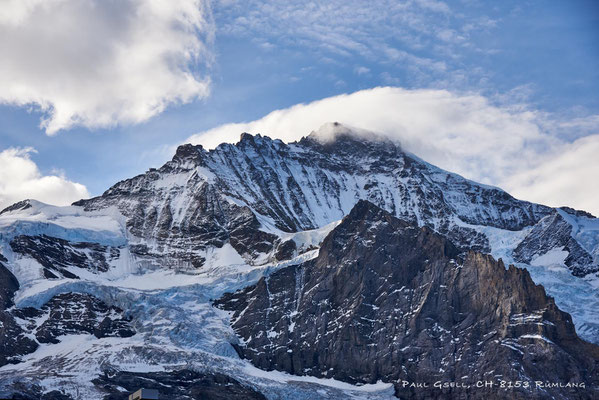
[187,87,599,216]
[0,0,214,134]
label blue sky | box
[0,0,598,214]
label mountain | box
[71,122,598,276]
[0,122,598,399]
[216,200,599,399]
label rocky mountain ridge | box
[61,122,598,278]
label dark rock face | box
[10,235,120,279]
[0,309,39,367]
[0,257,19,309]
[513,212,597,277]
[228,206,281,259]
[274,239,297,261]
[560,206,596,219]
[0,199,32,215]
[216,200,599,399]
[297,131,549,233]
[74,176,280,268]
[0,292,135,368]
[31,293,135,344]
[0,257,39,367]
[92,368,267,400]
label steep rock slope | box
[69,123,597,276]
[0,253,18,309]
[10,235,120,279]
[514,211,597,276]
[0,288,135,367]
[0,255,38,367]
[216,201,599,399]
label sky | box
[0,0,598,215]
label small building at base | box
[128,388,159,400]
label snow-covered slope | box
[1,123,598,399]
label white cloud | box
[0,148,89,210]
[354,66,370,76]
[0,0,214,134]
[507,135,599,216]
[186,87,599,216]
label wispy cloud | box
[213,0,496,87]
[354,66,371,76]
[0,0,214,134]
[186,87,599,216]
[0,147,89,209]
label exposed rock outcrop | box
[0,255,19,309]
[0,256,38,367]
[216,200,599,399]
[10,235,120,279]
[0,309,39,367]
[513,211,597,276]
[1,291,135,367]
[19,292,136,344]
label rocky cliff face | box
[0,290,135,367]
[0,256,38,367]
[18,292,135,344]
[514,211,597,276]
[10,235,120,279]
[216,200,599,399]
[0,254,18,309]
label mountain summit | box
[306,121,393,144]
